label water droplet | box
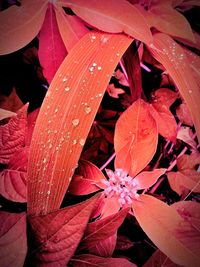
[189,90,192,94]
[97,66,102,71]
[43,158,47,163]
[79,139,85,146]
[65,87,70,92]
[116,52,120,57]
[62,77,67,82]
[92,62,97,67]
[72,119,79,127]
[89,66,94,72]
[47,190,51,195]
[72,139,77,145]
[49,144,53,149]
[55,108,58,113]
[84,106,91,114]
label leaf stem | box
[100,152,116,171]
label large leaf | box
[61,0,152,44]
[26,194,99,267]
[81,208,129,249]
[71,254,136,267]
[0,212,27,267]
[55,5,89,52]
[0,0,48,55]
[27,31,133,215]
[68,160,106,195]
[38,3,67,83]
[148,33,200,143]
[0,105,27,164]
[114,99,158,177]
[133,194,200,266]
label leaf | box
[0,169,27,202]
[115,235,133,251]
[133,194,200,267]
[151,88,178,110]
[101,197,121,218]
[27,31,133,215]
[114,69,129,87]
[38,3,67,83]
[106,84,125,98]
[55,5,89,52]
[0,108,16,121]
[148,33,200,143]
[134,168,166,190]
[88,234,117,257]
[25,108,40,146]
[71,254,136,267]
[177,126,197,150]
[0,105,27,164]
[82,208,129,248]
[68,160,106,195]
[62,0,152,44]
[0,0,48,55]
[184,48,200,88]
[27,194,99,267]
[176,102,193,126]
[143,249,179,267]
[114,99,158,177]
[0,211,27,267]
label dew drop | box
[47,190,51,195]
[55,108,58,113]
[49,144,53,149]
[92,62,97,67]
[116,52,120,57]
[79,138,85,146]
[43,158,47,164]
[62,77,67,82]
[189,90,192,94]
[84,106,92,114]
[65,87,70,92]
[72,139,77,145]
[72,118,79,127]
[97,66,102,71]
[89,66,94,72]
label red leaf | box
[0,105,27,164]
[101,197,121,218]
[82,208,129,249]
[27,194,99,267]
[8,147,29,172]
[71,254,136,267]
[151,88,178,110]
[114,99,158,176]
[68,160,106,195]
[134,168,166,190]
[176,102,193,126]
[38,3,67,83]
[115,235,133,251]
[0,108,16,121]
[89,234,117,257]
[0,169,27,202]
[25,108,40,146]
[177,126,197,150]
[106,84,125,98]
[0,211,27,267]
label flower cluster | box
[102,168,139,207]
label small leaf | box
[151,88,178,110]
[134,168,166,190]
[106,84,125,98]
[71,254,136,267]
[0,212,27,267]
[0,105,27,164]
[0,108,16,121]
[114,99,158,176]
[148,33,200,143]
[177,126,197,150]
[0,0,48,55]
[38,3,67,83]
[68,160,106,195]
[62,0,152,44]
[55,5,89,52]
[176,102,193,126]
[27,194,99,267]
[133,194,200,267]
[114,69,129,86]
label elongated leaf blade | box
[0,0,48,55]
[0,108,16,121]
[27,31,133,215]
[61,0,152,44]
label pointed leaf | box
[62,0,152,44]
[114,99,158,176]
[177,126,197,150]
[176,102,193,126]
[71,254,136,267]
[0,211,27,267]
[38,3,67,83]
[101,197,121,218]
[25,108,40,146]
[68,160,106,195]
[114,69,129,86]
[143,249,179,267]
[133,194,200,266]
[27,194,99,267]
[0,0,48,55]
[0,105,27,164]
[27,31,133,215]
[55,5,89,52]
[134,168,166,190]
[106,84,125,98]
[82,208,129,248]
[89,234,117,257]
[0,108,16,121]
[151,88,178,110]
[148,33,200,143]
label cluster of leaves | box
[0,0,200,266]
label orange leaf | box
[55,5,89,52]
[61,0,152,44]
[176,102,193,126]
[114,99,158,177]
[148,33,200,143]
[27,32,133,215]
[151,88,178,110]
[133,194,200,266]
[0,0,48,55]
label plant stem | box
[100,152,116,171]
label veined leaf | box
[38,3,67,83]
[55,5,89,52]
[0,212,27,267]
[60,0,152,44]
[27,31,133,215]
[0,0,48,55]
[143,249,179,267]
[148,33,200,143]
[133,194,200,267]
[114,99,158,177]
